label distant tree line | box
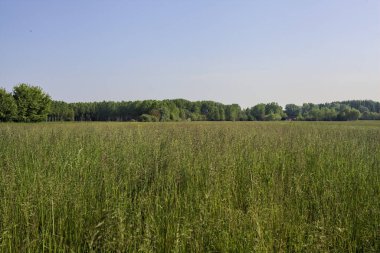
[1,84,380,122]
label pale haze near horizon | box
[0,0,379,108]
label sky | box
[0,0,379,108]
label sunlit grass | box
[0,121,379,252]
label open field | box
[0,121,379,252]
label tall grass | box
[0,122,379,252]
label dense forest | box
[1,84,380,122]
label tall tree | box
[49,101,74,121]
[225,104,241,121]
[13,83,52,122]
[265,102,284,120]
[250,103,266,120]
[285,104,301,119]
[0,88,17,122]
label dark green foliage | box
[246,102,285,121]
[265,112,282,121]
[285,104,301,119]
[0,88,17,122]
[139,114,159,122]
[1,83,380,122]
[338,108,361,121]
[49,101,74,121]
[265,102,283,115]
[249,103,266,120]
[13,83,52,122]
[225,104,241,121]
[291,101,380,121]
[50,99,380,122]
[361,111,380,120]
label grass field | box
[0,122,379,252]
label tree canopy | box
[0,88,17,122]
[13,84,52,122]
[1,84,380,122]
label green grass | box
[1,121,379,252]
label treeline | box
[1,84,380,122]
[49,99,380,122]
[284,101,380,121]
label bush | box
[139,114,159,122]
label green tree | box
[265,102,285,120]
[13,83,52,122]
[239,109,249,121]
[0,88,17,122]
[320,108,338,121]
[139,114,158,122]
[346,108,361,121]
[358,105,369,113]
[301,103,317,119]
[159,106,171,122]
[251,103,266,120]
[264,113,282,121]
[285,104,301,119]
[225,104,241,121]
[265,102,282,115]
[49,101,74,121]
[218,107,226,121]
[309,108,322,121]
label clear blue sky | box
[1,0,379,108]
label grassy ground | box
[0,121,379,252]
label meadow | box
[0,121,379,252]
